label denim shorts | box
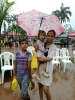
[17,75,29,99]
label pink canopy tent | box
[68,33,75,37]
[7,32,21,36]
[68,33,75,39]
[7,31,21,36]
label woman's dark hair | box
[38,30,46,39]
[47,30,56,37]
[19,38,28,45]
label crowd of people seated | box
[0,37,20,48]
[60,38,69,48]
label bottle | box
[12,78,18,90]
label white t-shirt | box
[36,40,48,57]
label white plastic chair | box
[60,49,72,72]
[0,52,14,83]
[61,48,68,52]
[52,49,60,72]
[56,48,61,59]
[27,46,35,56]
[60,48,70,59]
[73,50,75,62]
[14,42,19,47]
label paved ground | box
[0,45,75,100]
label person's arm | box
[28,60,35,88]
[37,40,47,53]
[38,56,52,62]
[13,54,17,78]
[28,61,32,80]
[28,53,32,80]
[13,61,17,77]
[38,43,47,53]
[38,45,57,62]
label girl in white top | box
[33,30,49,80]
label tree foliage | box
[52,3,72,24]
[7,24,27,35]
[0,0,15,53]
[64,24,75,34]
[6,14,27,35]
[0,0,15,34]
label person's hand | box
[35,46,39,51]
[33,42,37,47]
[30,80,35,88]
[33,43,39,51]
[13,75,17,80]
[29,75,33,81]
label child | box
[13,38,33,100]
[33,30,49,80]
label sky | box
[8,0,75,30]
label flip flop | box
[42,72,50,77]
[32,74,40,80]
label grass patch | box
[70,57,75,63]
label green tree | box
[64,24,75,34]
[52,3,72,24]
[0,0,15,53]
[3,21,6,33]
[5,14,12,27]
[11,14,18,25]
[7,24,27,35]
[7,14,27,36]
[6,14,27,36]
[52,10,60,19]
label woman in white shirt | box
[38,30,57,100]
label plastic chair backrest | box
[60,48,68,56]
[73,50,75,55]
[0,52,14,67]
[53,48,60,61]
[60,49,69,60]
[27,46,35,55]
[73,50,75,62]
[56,48,60,57]
[53,51,60,61]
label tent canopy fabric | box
[1,32,21,36]
[58,33,68,38]
[7,32,21,36]
[68,33,75,37]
